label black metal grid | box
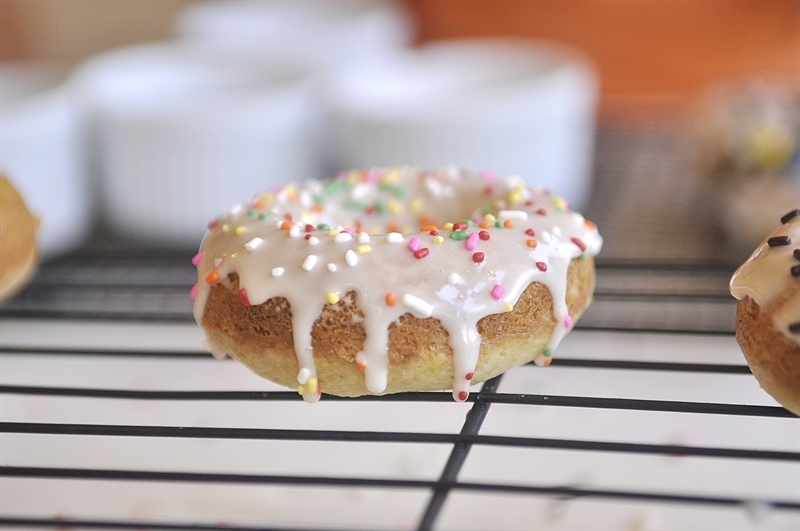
[1,123,799,529]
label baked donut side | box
[730,208,800,415]
[200,255,595,398]
[0,175,40,302]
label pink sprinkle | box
[191,252,203,266]
[189,283,198,300]
[408,236,421,252]
[564,315,573,328]
[481,170,498,183]
[465,232,480,251]
[490,284,505,300]
[571,237,587,252]
[536,261,548,272]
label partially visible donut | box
[192,167,603,402]
[730,208,800,415]
[0,175,39,303]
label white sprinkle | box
[244,237,263,252]
[551,226,562,238]
[539,231,552,244]
[302,255,318,271]
[334,232,352,243]
[229,203,244,216]
[289,225,301,238]
[386,232,404,243]
[307,236,320,246]
[447,272,461,285]
[358,232,370,244]
[271,267,285,277]
[402,294,434,318]
[498,209,528,220]
[345,250,358,267]
[297,367,310,385]
[326,263,337,272]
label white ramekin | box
[70,42,321,246]
[0,64,92,258]
[319,39,599,209]
[173,0,413,69]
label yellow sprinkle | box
[387,198,404,216]
[326,292,340,305]
[484,214,496,223]
[503,303,513,313]
[305,377,318,394]
[384,168,402,183]
[221,224,230,233]
[433,236,444,244]
[297,385,304,395]
[328,229,340,236]
[356,245,372,254]
[409,198,423,213]
[552,196,567,211]
[234,226,246,236]
[443,222,454,231]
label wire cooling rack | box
[1,123,799,530]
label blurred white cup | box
[319,39,599,209]
[0,64,92,258]
[70,42,321,246]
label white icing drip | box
[193,167,603,400]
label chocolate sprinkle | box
[794,249,800,261]
[789,322,800,334]
[780,209,800,225]
[768,235,792,247]
[792,264,800,277]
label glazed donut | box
[192,167,602,402]
[0,175,39,303]
[730,208,800,415]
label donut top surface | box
[192,167,603,401]
[730,208,800,342]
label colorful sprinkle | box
[302,255,318,271]
[564,315,573,328]
[402,293,434,317]
[271,267,285,277]
[244,238,263,252]
[326,292,340,305]
[237,288,251,306]
[450,230,469,241]
[385,292,397,306]
[465,232,480,251]
[571,237,587,252]
[189,283,198,300]
[408,236,421,252]
[345,250,358,267]
[479,230,490,241]
[387,232,404,243]
[205,270,220,285]
[356,245,372,254]
[414,248,430,259]
[191,252,203,266]
[526,239,538,248]
[490,284,505,300]
[457,390,469,401]
[472,252,485,263]
[536,261,548,272]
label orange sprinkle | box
[253,199,266,209]
[312,204,324,213]
[387,221,400,233]
[478,221,491,229]
[504,219,514,228]
[356,361,367,372]
[205,270,220,285]
[584,219,597,230]
[280,220,293,230]
[420,224,438,232]
[385,292,397,306]
[526,239,538,248]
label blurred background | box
[1,0,798,260]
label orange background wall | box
[1,0,798,112]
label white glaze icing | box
[730,209,800,343]
[192,167,603,402]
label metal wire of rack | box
[1,124,798,530]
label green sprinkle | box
[258,213,267,220]
[495,221,505,228]
[317,223,331,232]
[373,202,386,214]
[543,349,553,358]
[378,182,405,197]
[450,230,469,241]
[344,200,365,211]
